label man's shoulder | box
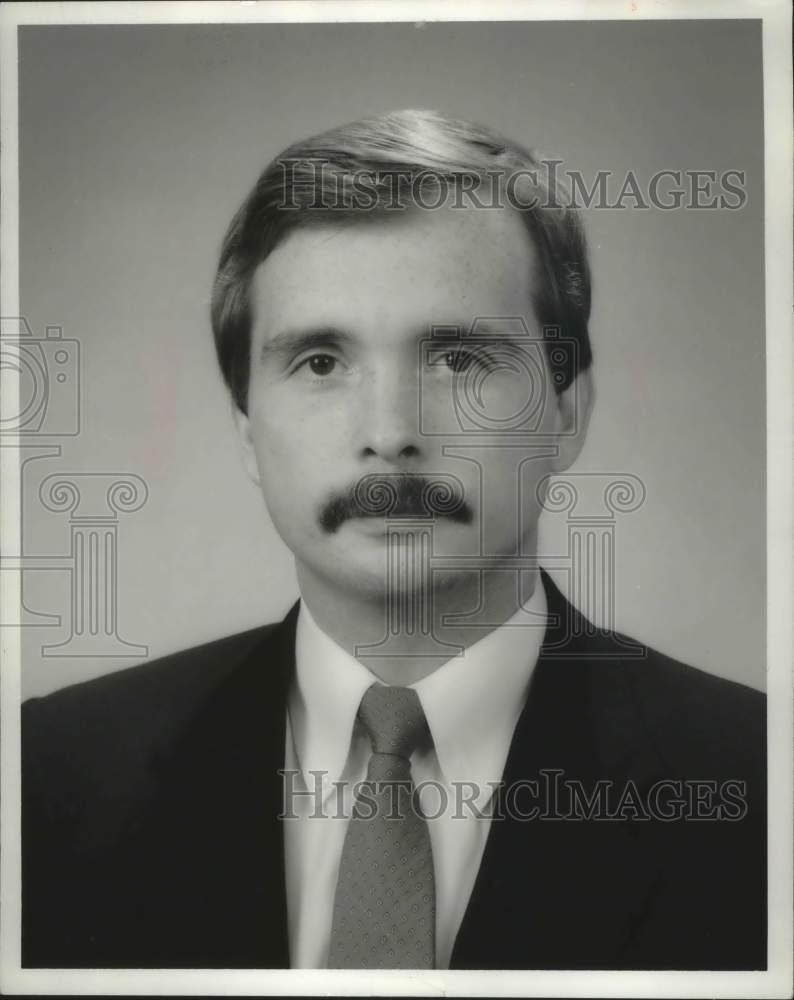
[584,625,765,779]
[542,571,764,730]
[24,620,282,728]
[22,618,291,810]
[541,569,765,776]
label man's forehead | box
[250,205,540,342]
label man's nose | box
[356,367,422,463]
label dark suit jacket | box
[21,570,766,970]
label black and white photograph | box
[0,1,791,996]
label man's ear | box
[550,367,594,473]
[232,403,262,487]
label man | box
[22,110,765,971]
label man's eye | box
[431,348,487,373]
[302,354,337,376]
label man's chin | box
[313,524,428,593]
[333,515,480,557]
[298,524,484,609]
[320,517,479,587]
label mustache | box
[319,473,473,534]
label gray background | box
[18,20,765,697]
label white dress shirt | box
[283,574,548,969]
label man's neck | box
[295,558,543,686]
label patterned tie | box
[328,684,436,969]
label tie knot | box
[358,684,428,760]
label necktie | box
[328,684,436,969]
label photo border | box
[1,2,791,996]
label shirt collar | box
[413,571,547,791]
[290,571,547,792]
[291,600,378,789]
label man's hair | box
[211,108,593,414]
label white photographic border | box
[1,1,791,996]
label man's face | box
[236,204,588,600]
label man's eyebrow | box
[258,326,354,362]
[426,324,534,345]
[427,319,534,336]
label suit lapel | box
[131,605,299,968]
[450,571,669,969]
